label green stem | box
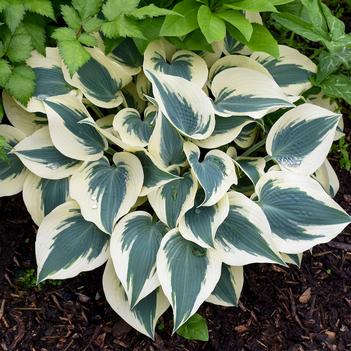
[240,137,267,157]
[105,147,116,156]
[90,105,104,119]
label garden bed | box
[0,117,350,351]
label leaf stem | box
[240,137,267,157]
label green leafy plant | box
[0,30,350,339]
[272,0,351,104]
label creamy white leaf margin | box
[103,259,170,339]
[157,228,222,331]
[266,103,341,175]
[70,154,143,234]
[36,200,109,282]
[314,159,339,198]
[255,171,351,253]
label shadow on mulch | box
[0,119,350,351]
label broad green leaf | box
[4,27,33,62]
[25,0,55,20]
[43,95,107,161]
[5,65,35,106]
[2,91,46,135]
[110,211,168,307]
[145,70,215,139]
[224,0,277,12]
[148,171,198,228]
[167,29,213,52]
[148,112,186,168]
[256,171,351,253]
[299,0,328,33]
[102,0,139,19]
[130,4,177,19]
[144,40,208,87]
[266,103,340,175]
[207,265,244,307]
[211,67,293,119]
[216,10,253,41]
[4,4,25,32]
[179,192,229,248]
[62,47,132,108]
[103,259,170,339]
[13,127,81,180]
[319,1,345,41]
[197,6,226,43]
[52,27,76,41]
[113,108,154,148]
[36,201,109,282]
[157,228,221,331]
[21,16,46,55]
[78,33,97,47]
[215,191,284,265]
[160,0,200,37]
[101,16,145,39]
[184,142,237,207]
[177,313,209,341]
[320,74,351,105]
[70,153,143,234]
[251,45,316,96]
[134,149,180,195]
[23,173,70,226]
[0,125,28,196]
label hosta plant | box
[0,31,350,339]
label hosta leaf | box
[214,191,284,265]
[256,171,351,253]
[184,142,237,207]
[194,115,255,149]
[110,211,168,307]
[134,149,180,195]
[157,228,222,331]
[314,159,339,198]
[281,253,303,267]
[122,82,147,113]
[0,125,28,196]
[62,47,132,108]
[235,157,266,185]
[266,103,340,175]
[2,91,46,135]
[70,154,143,234]
[144,40,208,88]
[179,192,229,248]
[23,173,70,226]
[36,201,109,282]
[13,127,81,180]
[234,122,258,149]
[211,67,293,118]
[148,171,198,228]
[103,259,170,339]
[207,265,244,307]
[251,45,316,96]
[43,95,107,161]
[145,70,215,139]
[26,48,76,113]
[113,108,154,148]
[148,112,186,168]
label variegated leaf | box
[209,55,270,85]
[36,201,109,282]
[194,115,255,149]
[62,47,132,108]
[211,67,294,118]
[26,47,78,113]
[266,103,341,175]
[148,171,198,228]
[70,154,143,234]
[43,95,107,161]
[157,228,222,331]
[2,91,46,135]
[121,82,147,113]
[215,191,284,265]
[148,112,186,167]
[200,41,224,68]
[144,40,208,87]
[113,108,154,148]
[13,127,81,179]
[110,211,168,307]
[314,159,339,198]
[144,70,215,140]
[281,253,303,267]
[207,265,244,307]
[136,71,153,101]
[235,157,266,185]
[251,45,316,96]
[0,125,28,196]
[234,123,258,149]
[255,171,351,253]
[103,259,170,339]
[223,34,248,56]
[134,149,180,195]
[184,142,237,207]
[179,192,229,248]
[23,173,70,226]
